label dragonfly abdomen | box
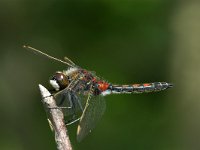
[100,82,173,96]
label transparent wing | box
[77,94,106,142]
[55,90,85,125]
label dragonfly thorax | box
[50,72,70,91]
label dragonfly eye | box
[50,72,69,91]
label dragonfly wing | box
[55,90,84,125]
[77,94,106,142]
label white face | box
[49,80,60,91]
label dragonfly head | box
[49,72,69,91]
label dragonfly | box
[24,45,173,142]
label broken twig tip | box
[38,84,72,150]
[38,84,51,98]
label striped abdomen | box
[100,82,173,96]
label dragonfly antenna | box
[23,45,74,67]
[64,56,75,65]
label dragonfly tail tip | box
[168,83,173,88]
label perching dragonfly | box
[24,45,173,142]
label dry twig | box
[38,84,72,150]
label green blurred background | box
[1,0,200,150]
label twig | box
[38,84,72,150]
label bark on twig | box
[38,84,72,150]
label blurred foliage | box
[1,0,199,150]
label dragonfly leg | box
[74,94,83,112]
[57,94,65,106]
[49,106,71,109]
[66,92,73,109]
[49,93,73,109]
[51,91,74,109]
[71,94,78,115]
[65,117,81,125]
